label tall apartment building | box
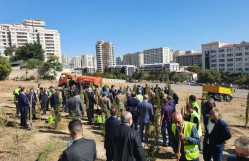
[143,47,170,64]
[122,52,144,66]
[0,20,61,62]
[81,54,96,68]
[202,41,249,73]
[116,56,123,65]
[71,56,82,69]
[96,40,115,73]
[176,53,202,66]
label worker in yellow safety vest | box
[171,112,200,161]
[13,86,21,117]
[189,95,201,119]
[186,104,203,151]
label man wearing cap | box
[114,89,125,112]
[100,91,111,122]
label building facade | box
[143,47,170,64]
[139,63,179,74]
[0,20,62,62]
[96,40,115,73]
[116,56,123,65]
[108,65,136,76]
[122,52,144,66]
[176,53,202,66]
[202,41,249,73]
[71,56,82,69]
[170,50,185,62]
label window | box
[219,59,225,62]
[211,59,217,62]
[245,47,249,50]
[219,68,225,71]
[245,52,249,56]
[227,68,233,71]
[211,50,217,53]
[227,64,233,67]
[227,53,233,57]
[227,48,233,52]
[219,54,225,57]
[236,53,242,56]
[236,63,242,67]
[227,58,233,62]
[219,64,225,67]
[211,64,217,67]
[236,68,242,72]
[236,58,242,61]
[219,49,225,52]
[205,51,210,54]
[245,68,249,71]
[246,63,249,66]
[211,55,217,58]
[236,47,242,51]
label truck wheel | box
[220,95,223,102]
[226,95,232,102]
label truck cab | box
[59,73,77,87]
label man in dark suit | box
[18,87,30,129]
[58,120,96,161]
[50,87,59,110]
[105,107,121,161]
[172,90,179,104]
[203,110,232,161]
[110,111,146,161]
[26,88,37,119]
[138,94,154,142]
[67,91,84,120]
[86,87,96,121]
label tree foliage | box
[43,56,63,77]
[4,45,17,57]
[186,64,202,74]
[9,43,45,62]
[26,59,43,70]
[0,56,12,80]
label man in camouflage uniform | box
[99,91,111,122]
[114,89,125,112]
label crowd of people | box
[13,83,249,161]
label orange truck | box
[59,73,103,87]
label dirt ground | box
[0,80,248,161]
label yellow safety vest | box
[14,88,20,103]
[192,102,201,119]
[190,111,202,137]
[172,122,199,160]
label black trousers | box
[20,110,28,128]
[41,101,47,114]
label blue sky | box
[1,0,249,58]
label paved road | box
[125,82,248,99]
[171,84,248,99]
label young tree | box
[0,56,12,80]
[4,45,17,57]
[43,56,62,77]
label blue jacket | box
[204,119,231,146]
[127,98,140,115]
[105,116,121,149]
[138,101,154,123]
[168,100,176,113]
[50,92,59,108]
[18,93,29,111]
